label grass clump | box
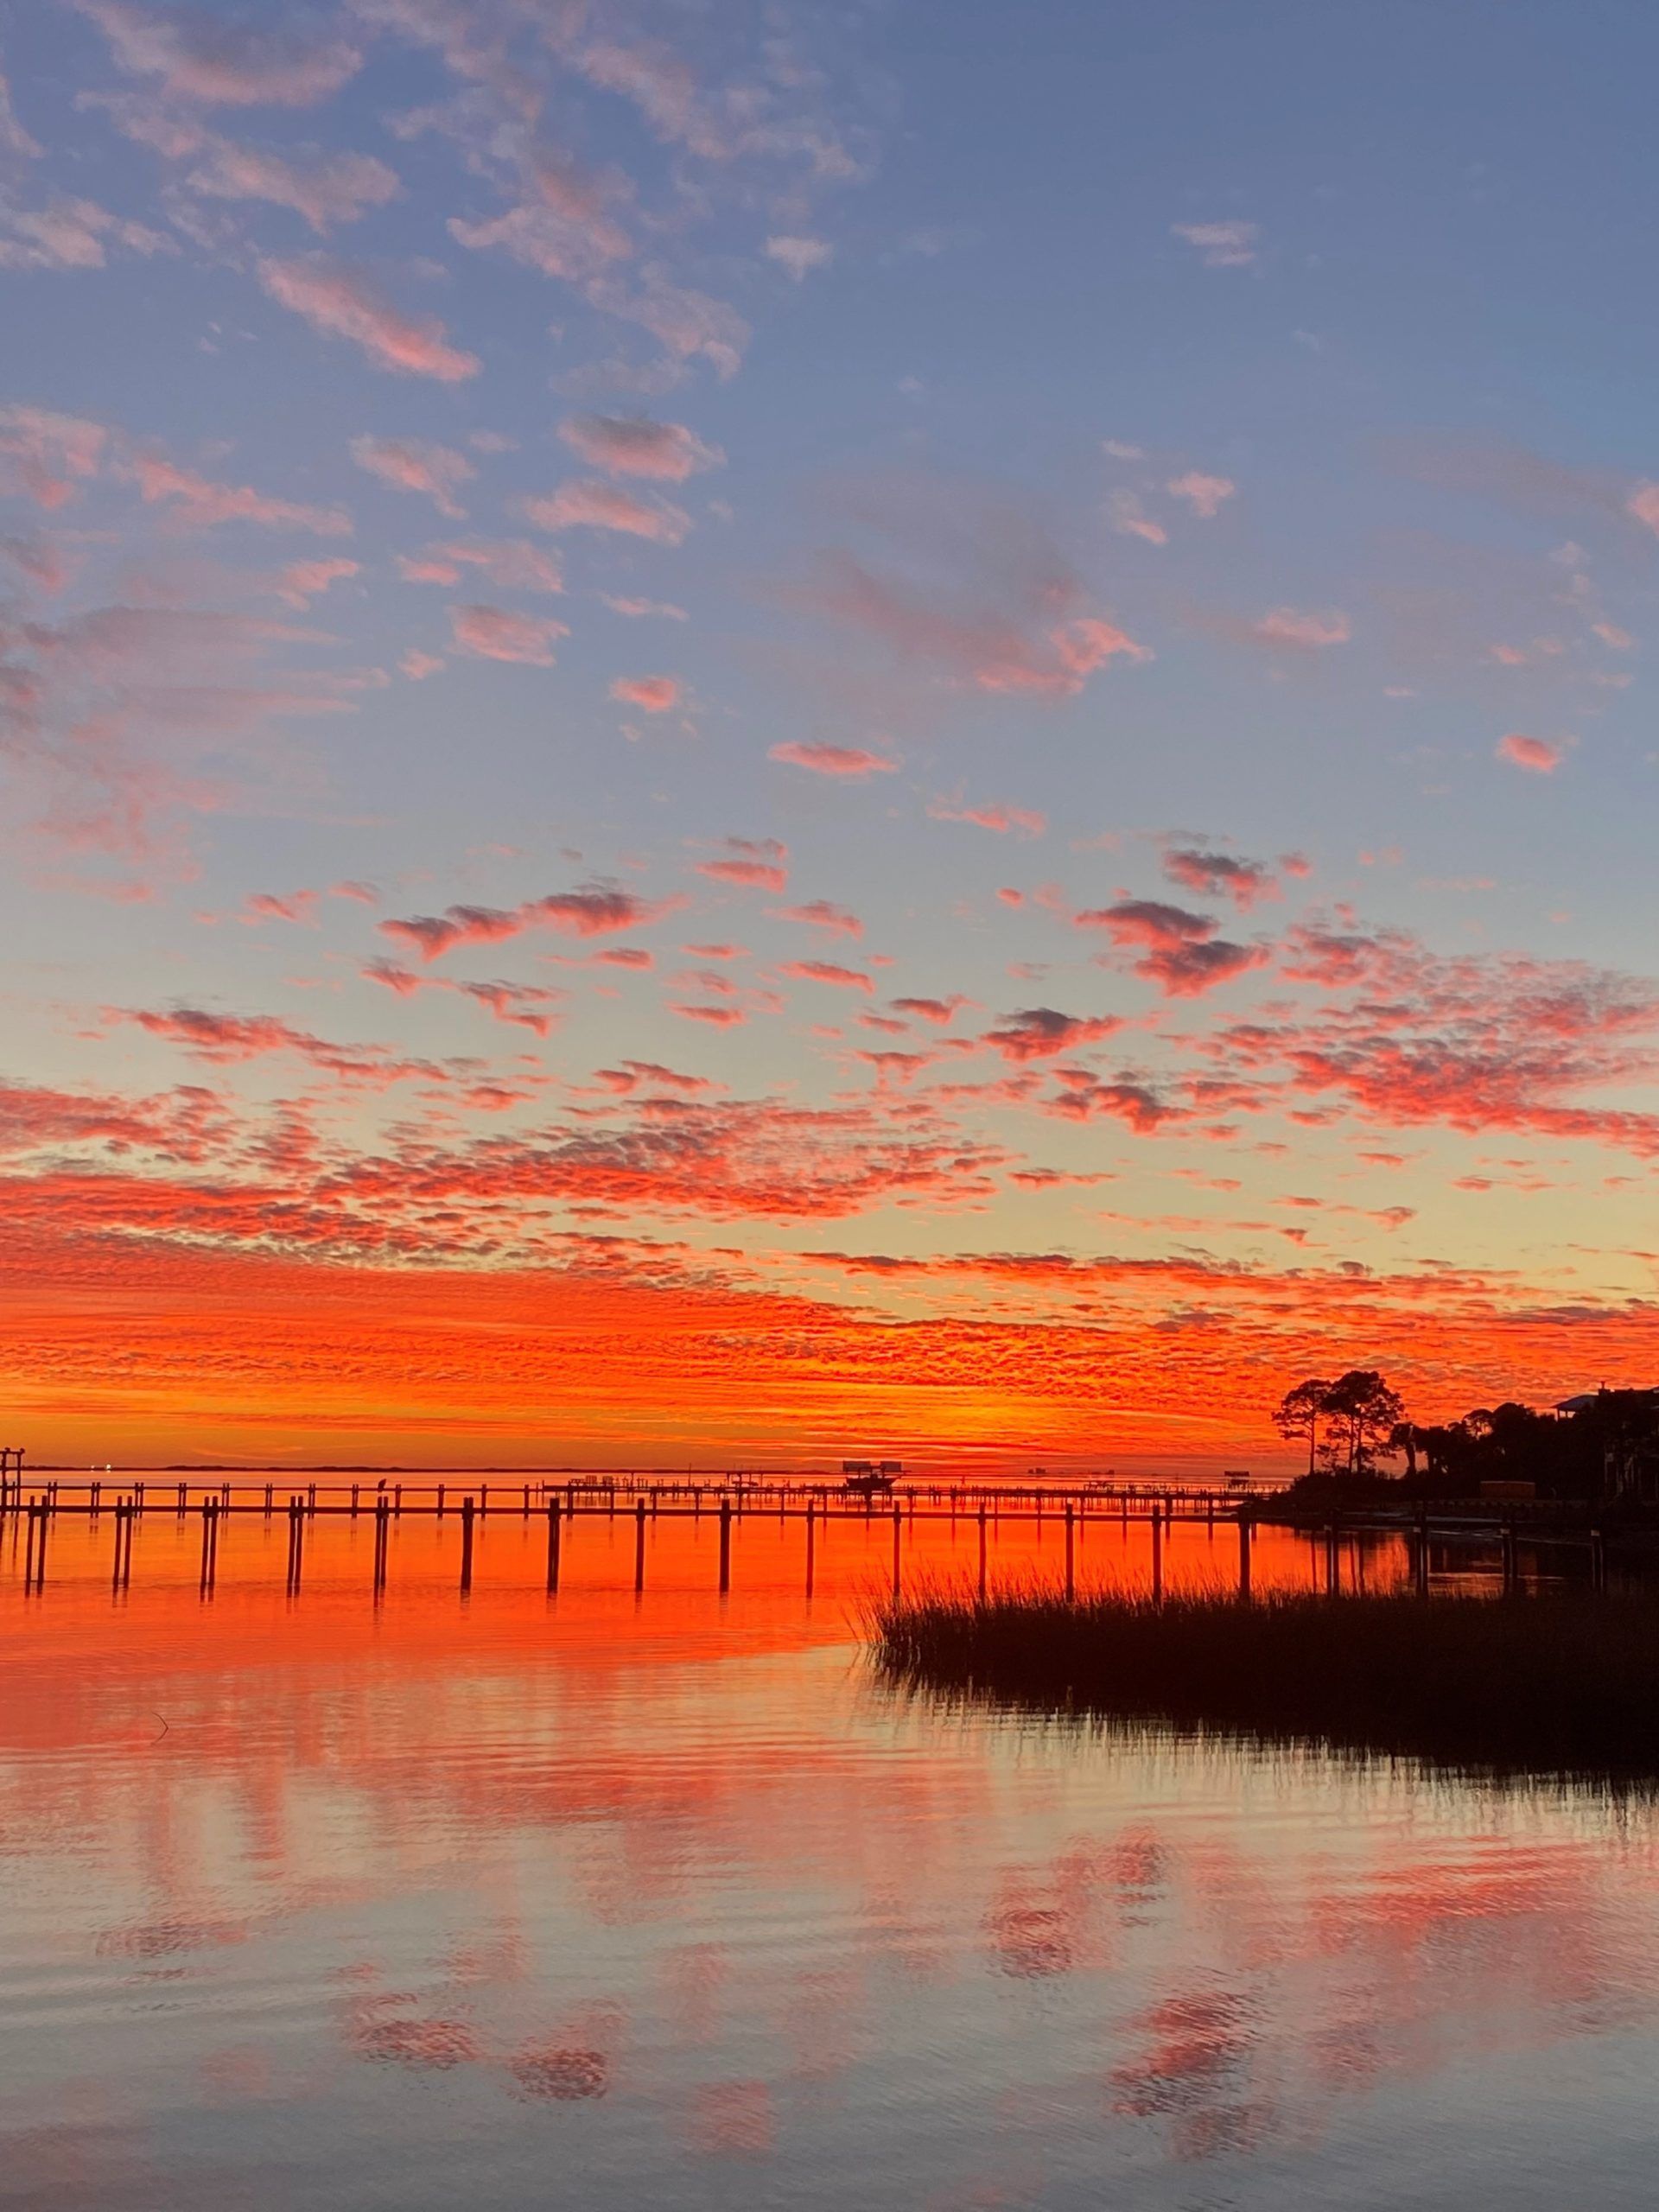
[871,1585,1659,1781]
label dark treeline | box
[1273,1372,1659,1510]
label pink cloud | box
[701,861,787,892]
[929,798,1046,838]
[672,1002,746,1026]
[0,194,172,271]
[400,648,444,680]
[119,1007,435,1085]
[2,598,376,868]
[892,995,969,1025]
[380,887,681,961]
[75,1,363,106]
[768,741,896,778]
[1166,471,1236,518]
[274,557,359,608]
[183,137,399,231]
[2,533,76,594]
[982,1007,1125,1061]
[1216,920,1659,1160]
[121,452,351,535]
[1077,898,1268,996]
[0,406,107,509]
[697,838,788,893]
[779,960,873,992]
[982,615,1151,695]
[585,270,749,381]
[1172,219,1258,268]
[448,604,569,666]
[257,257,480,382]
[1109,491,1167,545]
[518,480,691,544]
[453,979,563,1037]
[350,435,474,516]
[242,889,316,925]
[398,539,563,593]
[1496,733,1564,773]
[775,900,861,938]
[796,490,1151,702]
[602,594,688,620]
[610,674,680,712]
[766,236,833,281]
[1249,607,1352,649]
[592,1060,716,1094]
[1162,846,1281,910]
[557,415,722,480]
[448,200,632,285]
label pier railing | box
[0,1467,1628,1605]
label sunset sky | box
[5,0,1659,1470]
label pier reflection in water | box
[1,1490,1653,2210]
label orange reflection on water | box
[1,1493,1656,2210]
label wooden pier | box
[0,1468,1624,1604]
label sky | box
[5,0,1659,1471]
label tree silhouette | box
[1319,1370,1405,1476]
[1273,1376,1333,1476]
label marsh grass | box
[868,1579,1659,1782]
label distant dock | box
[0,1465,1624,1604]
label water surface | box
[3,1496,1654,2208]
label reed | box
[869,1583,1659,1779]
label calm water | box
[3,1494,1656,2209]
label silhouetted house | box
[1556,1389,1659,1504]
